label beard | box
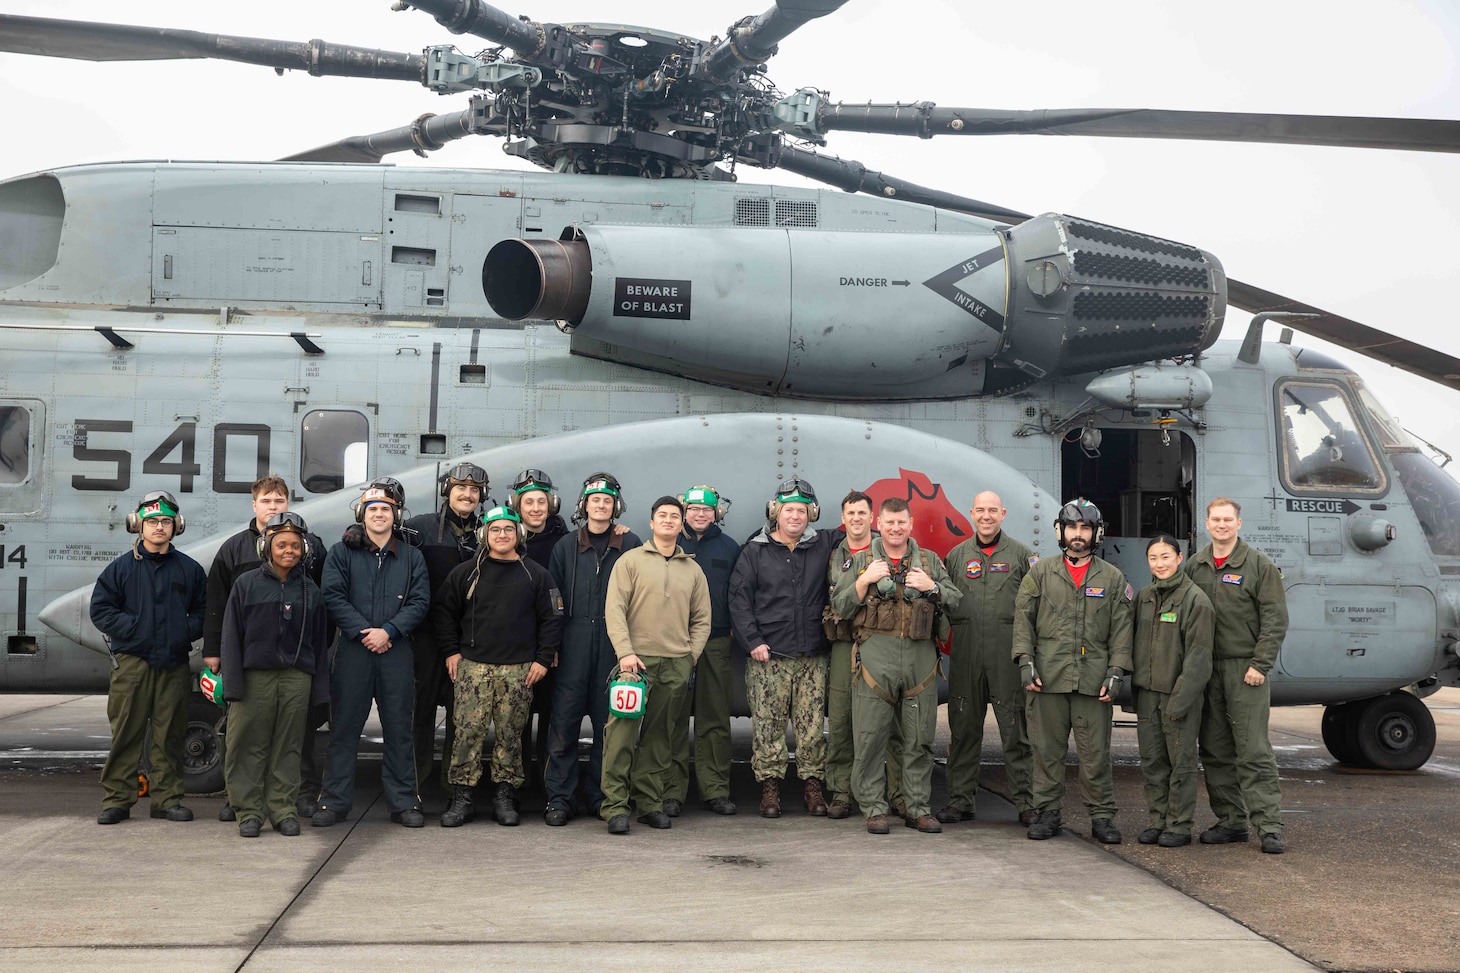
[1064,537,1091,554]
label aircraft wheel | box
[1320,701,1363,765]
[1353,692,1436,771]
[184,697,227,795]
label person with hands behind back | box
[1131,534,1213,848]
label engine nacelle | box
[483,214,1225,399]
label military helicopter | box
[1,0,1458,794]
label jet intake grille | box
[1066,219,1202,261]
[1072,251,1209,288]
[1072,292,1211,321]
[735,198,771,226]
[775,199,819,227]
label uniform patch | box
[841,558,853,572]
[965,559,982,579]
[1221,573,1244,585]
[1124,583,1134,601]
[1084,586,1105,598]
[550,587,564,615]
[990,562,1010,573]
[1028,555,1040,567]
[1159,611,1178,623]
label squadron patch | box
[1221,573,1244,585]
[1159,611,1178,623]
[1084,586,1105,598]
[842,558,853,572]
[965,559,982,579]
[990,562,1010,573]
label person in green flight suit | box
[1132,533,1213,847]
[940,490,1039,826]
[1012,498,1134,844]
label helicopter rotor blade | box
[0,14,424,82]
[397,0,544,58]
[812,104,1460,154]
[746,138,1030,223]
[699,0,851,83]
[279,105,485,164]
[1225,280,1460,392]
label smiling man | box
[941,491,1038,826]
[90,491,208,826]
[1186,497,1289,855]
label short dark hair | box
[252,474,289,500]
[841,490,872,512]
[879,497,910,515]
[651,495,684,517]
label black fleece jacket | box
[219,561,330,704]
[431,554,563,667]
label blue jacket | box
[90,543,207,669]
[679,522,740,638]
[321,531,431,651]
[547,525,641,652]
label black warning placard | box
[613,277,692,320]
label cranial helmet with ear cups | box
[1054,498,1105,549]
[256,511,311,563]
[575,472,624,523]
[476,505,527,550]
[765,477,820,524]
[507,468,561,517]
[126,490,185,535]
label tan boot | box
[758,779,782,818]
[803,777,827,817]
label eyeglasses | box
[485,525,518,536]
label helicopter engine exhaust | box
[483,214,1224,399]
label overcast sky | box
[2,0,1457,478]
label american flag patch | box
[1124,583,1134,600]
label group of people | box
[89,466,1287,853]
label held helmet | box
[507,468,561,516]
[766,477,820,524]
[351,478,406,525]
[256,511,311,562]
[126,490,185,534]
[439,462,488,501]
[1054,498,1105,549]
[680,484,731,523]
[475,504,527,548]
[198,665,225,707]
[575,472,624,523]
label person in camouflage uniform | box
[729,478,838,818]
[432,506,563,827]
[830,496,961,835]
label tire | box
[1320,701,1362,766]
[184,696,227,795]
[1353,692,1436,771]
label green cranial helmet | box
[482,505,521,526]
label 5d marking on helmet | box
[255,511,312,562]
[125,490,186,534]
[766,477,820,524]
[575,471,624,523]
[507,468,561,517]
[680,484,731,523]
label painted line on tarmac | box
[235,790,385,973]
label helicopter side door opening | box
[1061,426,1196,583]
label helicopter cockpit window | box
[1349,376,1414,449]
[300,410,368,495]
[1276,380,1386,495]
[1391,451,1460,557]
[0,406,30,485]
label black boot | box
[493,782,520,827]
[439,785,476,828]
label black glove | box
[1102,667,1124,699]
[340,523,368,550]
[1018,655,1039,687]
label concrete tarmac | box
[10,691,1448,972]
